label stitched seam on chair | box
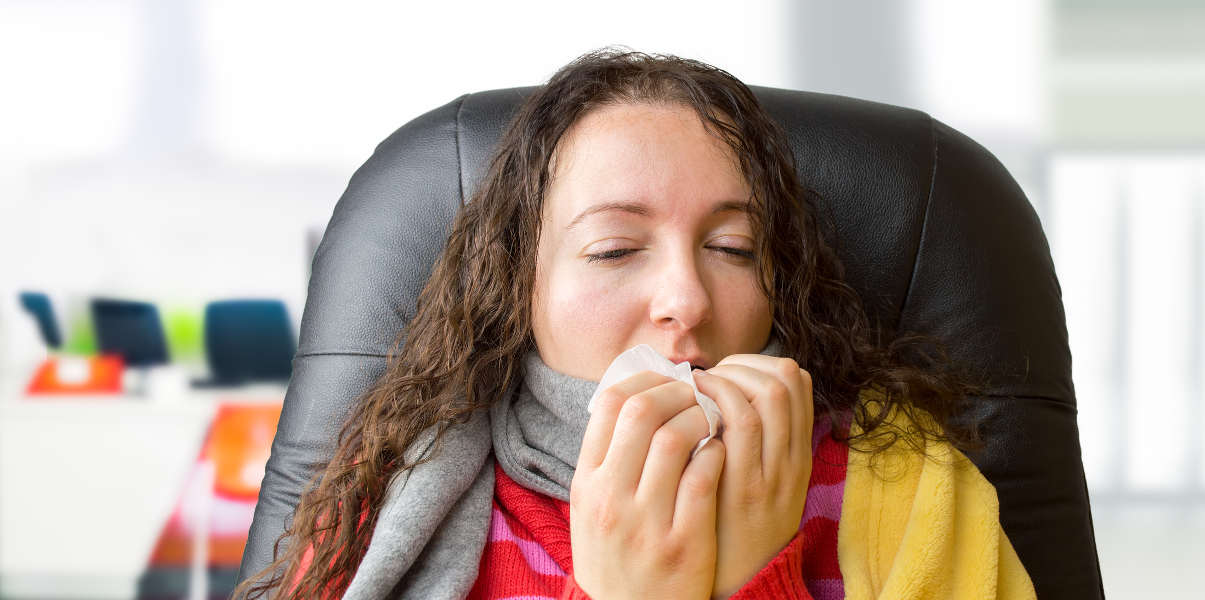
[454,93,468,207]
[978,393,1077,409]
[898,115,939,326]
[295,350,389,359]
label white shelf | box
[0,383,284,599]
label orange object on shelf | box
[205,403,283,501]
[25,354,124,395]
[143,402,284,571]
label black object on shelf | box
[192,299,295,387]
[19,291,62,350]
[91,298,170,367]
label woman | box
[235,49,1035,599]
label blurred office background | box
[1,0,1201,597]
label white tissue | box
[587,344,722,459]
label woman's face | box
[532,102,774,381]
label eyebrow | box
[565,199,751,231]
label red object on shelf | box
[25,355,124,395]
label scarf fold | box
[342,338,785,600]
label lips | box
[669,356,711,370]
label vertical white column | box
[1050,155,1125,491]
[1194,160,1205,492]
[1124,158,1197,492]
[188,461,214,600]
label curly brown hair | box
[233,47,987,599]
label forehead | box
[544,102,750,223]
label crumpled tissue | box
[587,344,722,458]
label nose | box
[648,248,713,331]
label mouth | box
[673,358,711,370]
[663,347,712,370]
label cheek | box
[534,264,649,379]
[542,269,637,337]
[711,270,773,329]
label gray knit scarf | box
[342,338,784,599]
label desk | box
[0,386,284,599]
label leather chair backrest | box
[239,86,1104,599]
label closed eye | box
[585,248,638,263]
[713,247,754,260]
[585,247,754,263]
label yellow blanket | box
[838,395,1037,599]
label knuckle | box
[734,408,763,433]
[619,393,654,423]
[597,387,627,412]
[591,491,623,535]
[798,367,813,389]
[680,470,715,497]
[566,474,590,508]
[734,483,763,508]
[657,536,690,568]
[774,357,800,379]
[651,428,690,456]
[766,379,790,404]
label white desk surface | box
[0,380,285,599]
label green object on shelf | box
[59,300,205,364]
[61,312,96,355]
[163,305,204,363]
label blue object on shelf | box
[19,291,62,349]
[199,299,295,386]
[91,298,170,367]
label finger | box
[578,371,675,471]
[691,369,762,479]
[714,355,811,460]
[634,405,710,529]
[795,368,814,462]
[672,437,724,534]
[601,379,699,492]
[703,363,792,474]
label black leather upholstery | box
[238,86,1104,599]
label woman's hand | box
[570,371,725,600]
[692,356,814,599]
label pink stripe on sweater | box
[800,481,845,524]
[487,507,567,577]
[807,577,845,600]
[812,418,833,452]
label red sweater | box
[467,417,848,600]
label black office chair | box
[193,299,296,387]
[91,298,170,367]
[239,86,1104,599]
